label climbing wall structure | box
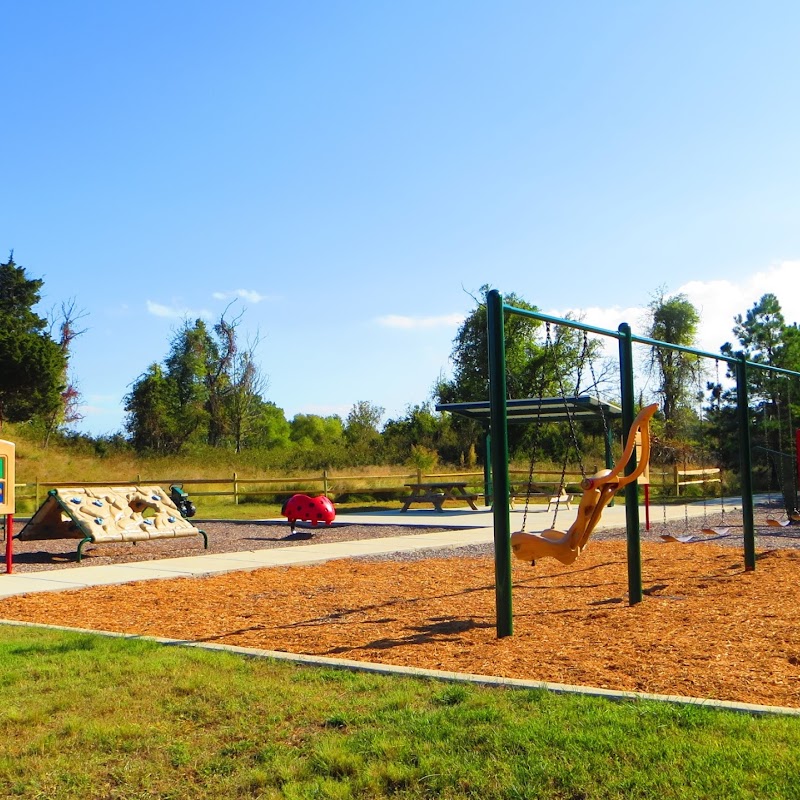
[18,485,207,560]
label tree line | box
[3,257,799,483]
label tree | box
[382,403,458,464]
[0,254,67,428]
[344,401,385,465]
[435,286,598,462]
[721,293,795,398]
[125,308,270,453]
[719,293,800,511]
[42,299,88,446]
[123,364,177,451]
[435,286,550,405]
[289,414,344,448]
[248,401,291,449]
[203,310,269,451]
[644,289,701,438]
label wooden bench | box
[508,483,549,509]
[509,484,573,512]
[547,491,573,512]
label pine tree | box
[0,254,67,428]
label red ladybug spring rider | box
[281,494,336,532]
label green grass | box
[1,625,799,799]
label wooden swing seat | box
[510,404,658,566]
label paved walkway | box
[0,498,744,599]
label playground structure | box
[510,404,657,565]
[18,485,208,562]
[169,484,197,518]
[281,493,336,532]
[0,440,15,574]
[485,289,800,638]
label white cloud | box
[547,261,800,376]
[375,313,464,330]
[212,289,270,303]
[678,260,800,353]
[146,301,212,320]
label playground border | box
[2,619,798,718]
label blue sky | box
[3,1,800,436]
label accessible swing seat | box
[511,403,658,566]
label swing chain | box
[554,331,586,481]
[520,323,551,532]
[550,326,588,527]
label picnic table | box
[400,481,479,512]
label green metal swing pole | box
[483,428,492,506]
[487,289,513,638]
[618,323,643,605]
[736,356,757,571]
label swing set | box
[756,375,800,527]
[656,446,730,543]
[485,289,800,638]
[655,366,731,543]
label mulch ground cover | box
[1,509,800,710]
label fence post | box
[323,470,329,497]
[674,464,680,496]
[35,477,40,508]
[233,472,239,505]
[417,468,422,485]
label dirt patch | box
[2,505,800,709]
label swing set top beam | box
[436,395,622,424]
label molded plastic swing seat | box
[511,403,658,566]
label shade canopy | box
[435,395,622,425]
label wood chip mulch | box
[2,513,800,710]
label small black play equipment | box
[170,484,197,518]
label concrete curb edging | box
[3,618,798,718]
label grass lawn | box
[1,625,798,799]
